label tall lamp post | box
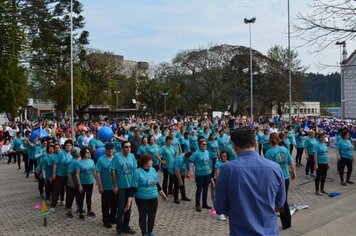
[244,17,256,119]
[162,92,168,114]
[70,0,74,142]
[114,91,120,110]
[287,0,292,124]
[336,41,346,119]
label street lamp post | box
[288,0,292,124]
[162,92,168,114]
[70,0,74,142]
[336,41,346,119]
[114,91,120,110]
[244,17,256,119]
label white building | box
[271,101,320,119]
[342,48,356,118]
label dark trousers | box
[15,151,22,169]
[35,173,45,195]
[162,168,173,195]
[280,179,291,230]
[289,144,294,155]
[295,148,303,165]
[50,176,67,208]
[171,174,188,200]
[102,190,117,224]
[135,197,158,235]
[27,159,38,177]
[23,153,29,173]
[263,149,268,156]
[7,152,15,164]
[315,164,328,191]
[65,186,78,209]
[210,158,217,172]
[116,188,131,231]
[77,184,93,213]
[258,143,262,156]
[45,180,53,201]
[195,174,211,207]
[305,154,315,175]
[339,158,353,182]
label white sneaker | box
[49,207,55,213]
[218,214,226,221]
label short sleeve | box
[110,157,117,171]
[96,159,102,172]
[189,152,197,163]
[131,171,139,188]
[75,161,81,171]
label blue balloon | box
[97,126,114,143]
[30,129,48,143]
[94,147,105,160]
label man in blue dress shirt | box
[214,128,286,236]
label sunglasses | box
[202,143,207,146]
[124,146,131,148]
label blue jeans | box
[195,174,211,207]
[116,188,131,231]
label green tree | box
[0,1,27,117]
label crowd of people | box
[0,115,355,235]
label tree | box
[20,0,89,111]
[295,0,356,49]
[263,45,306,117]
[0,1,27,117]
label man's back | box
[215,150,285,236]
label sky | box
[81,0,356,74]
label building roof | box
[342,48,356,65]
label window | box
[315,108,318,113]
[307,108,311,114]
[300,108,303,113]
[312,108,314,113]
[294,109,297,114]
[304,108,307,113]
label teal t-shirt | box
[42,153,56,181]
[215,160,227,170]
[34,145,46,173]
[227,144,238,161]
[67,158,78,187]
[110,152,137,188]
[304,137,317,155]
[131,167,159,199]
[217,135,229,152]
[55,151,73,177]
[170,153,187,175]
[179,137,190,153]
[137,144,148,156]
[207,140,219,159]
[189,149,211,176]
[336,139,354,159]
[295,132,305,148]
[189,135,198,152]
[146,144,160,166]
[113,139,122,153]
[262,135,271,150]
[96,156,114,190]
[288,131,295,144]
[265,146,293,179]
[160,145,178,169]
[76,159,95,185]
[12,137,23,152]
[315,142,328,164]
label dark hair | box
[269,133,280,145]
[64,140,73,146]
[341,130,349,139]
[165,136,173,142]
[231,128,256,149]
[148,135,155,144]
[121,140,131,148]
[46,144,54,153]
[184,151,193,159]
[25,130,31,136]
[16,131,22,136]
[80,147,90,158]
[139,154,152,168]
[141,136,148,143]
[208,132,216,140]
[220,151,229,159]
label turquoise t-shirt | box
[295,132,305,148]
[288,131,295,144]
[217,134,229,152]
[315,142,328,164]
[262,135,271,150]
[215,160,227,170]
[157,135,166,147]
[170,153,187,175]
[146,144,160,166]
[67,158,78,187]
[42,153,56,181]
[227,144,238,161]
[265,146,293,180]
[76,159,95,185]
[110,152,137,188]
[336,139,354,159]
[179,137,190,153]
[137,144,148,156]
[96,155,114,190]
[189,149,211,176]
[55,150,73,177]
[113,139,122,153]
[160,145,178,169]
[304,137,317,155]
[207,140,219,159]
[12,137,23,152]
[189,135,198,152]
[34,145,46,173]
[131,167,159,199]
[77,135,85,149]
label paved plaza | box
[1,148,356,236]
